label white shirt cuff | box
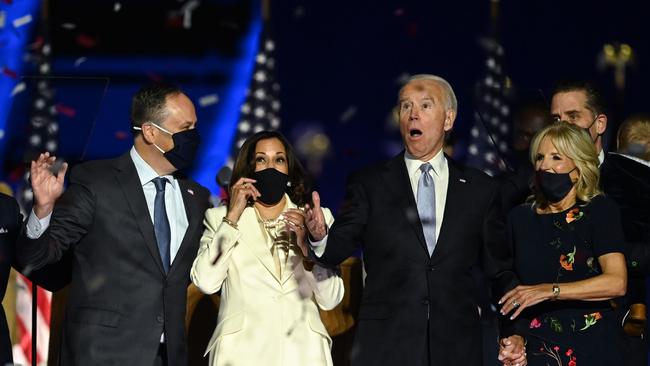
[26,210,52,239]
[309,234,328,258]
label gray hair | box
[398,74,458,113]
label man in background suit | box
[0,192,21,365]
[551,82,649,366]
[16,84,211,366]
[305,74,525,366]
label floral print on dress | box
[566,207,584,223]
[580,312,602,331]
[559,246,577,271]
[534,342,578,366]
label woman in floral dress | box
[500,122,627,366]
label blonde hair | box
[617,116,650,161]
[529,121,601,205]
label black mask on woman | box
[252,168,290,205]
[535,168,576,203]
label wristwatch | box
[552,283,560,300]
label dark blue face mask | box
[535,168,577,203]
[252,168,290,205]
[162,128,201,171]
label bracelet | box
[552,283,560,300]
[222,216,238,229]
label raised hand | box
[225,177,260,224]
[31,152,68,218]
[304,191,327,241]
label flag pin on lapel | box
[187,189,194,195]
[459,178,466,183]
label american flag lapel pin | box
[459,178,466,183]
[187,189,194,195]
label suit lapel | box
[381,153,429,255]
[114,153,166,275]
[238,207,283,284]
[167,179,201,277]
[433,159,464,259]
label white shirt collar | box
[129,147,178,189]
[404,148,446,178]
[610,152,650,169]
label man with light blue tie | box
[16,84,211,366]
[305,74,526,366]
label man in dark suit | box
[0,192,21,365]
[305,74,525,366]
[15,84,211,366]
[551,83,649,365]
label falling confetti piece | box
[114,2,121,12]
[61,22,76,30]
[76,34,98,48]
[2,66,17,79]
[55,103,76,118]
[114,131,129,140]
[340,105,358,123]
[181,0,199,29]
[74,57,87,67]
[0,129,4,139]
[11,81,25,96]
[12,14,32,28]
[394,8,405,16]
[0,11,6,29]
[199,94,219,107]
[2,0,13,4]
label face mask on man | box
[134,123,201,170]
[252,168,290,205]
[534,167,577,203]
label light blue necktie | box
[152,177,171,274]
[417,163,436,256]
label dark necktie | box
[152,177,171,273]
[417,163,436,256]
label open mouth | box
[409,129,423,137]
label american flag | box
[226,24,281,168]
[465,36,512,176]
[13,29,57,366]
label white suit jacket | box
[191,197,343,366]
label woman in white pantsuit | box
[191,131,343,366]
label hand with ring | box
[226,177,261,225]
[283,208,308,257]
[499,283,556,320]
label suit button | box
[422,299,430,305]
[156,315,164,323]
[428,264,436,271]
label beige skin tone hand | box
[283,208,308,257]
[304,191,327,241]
[31,152,68,219]
[498,335,527,366]
[225,177,261,223]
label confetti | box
[114,2,121,12]
[76,34,98,48]
[114,131,129,140]
[74,57,87,67]
[12,14,32,28]
[0,11,6,29]
[0,129,4,139]
[61,22,76,30]
[2,66,17,79]
[181,0,199,29]
[339,105,358,123]
[11,81,25,96]
[55,103,77,118]
[198,94,219,107]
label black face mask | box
[535,168,576,203]
[162,128,201,171]
[252,168,290,205]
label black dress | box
[508,195,625,366]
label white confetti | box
[0,130,4,139]
[114,2,122,12]
[11,82,26,97]
[340,105,358,123]
[181,0,199,29]
[74,57,87,67]
[61,22,76,30]
[198,94,219,107]
[13,14,33,29]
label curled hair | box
[230,131,310,206]
[529,121,602,205]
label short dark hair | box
[130,83,183,135]
[230,131,310,206]
[552,80,606,117]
